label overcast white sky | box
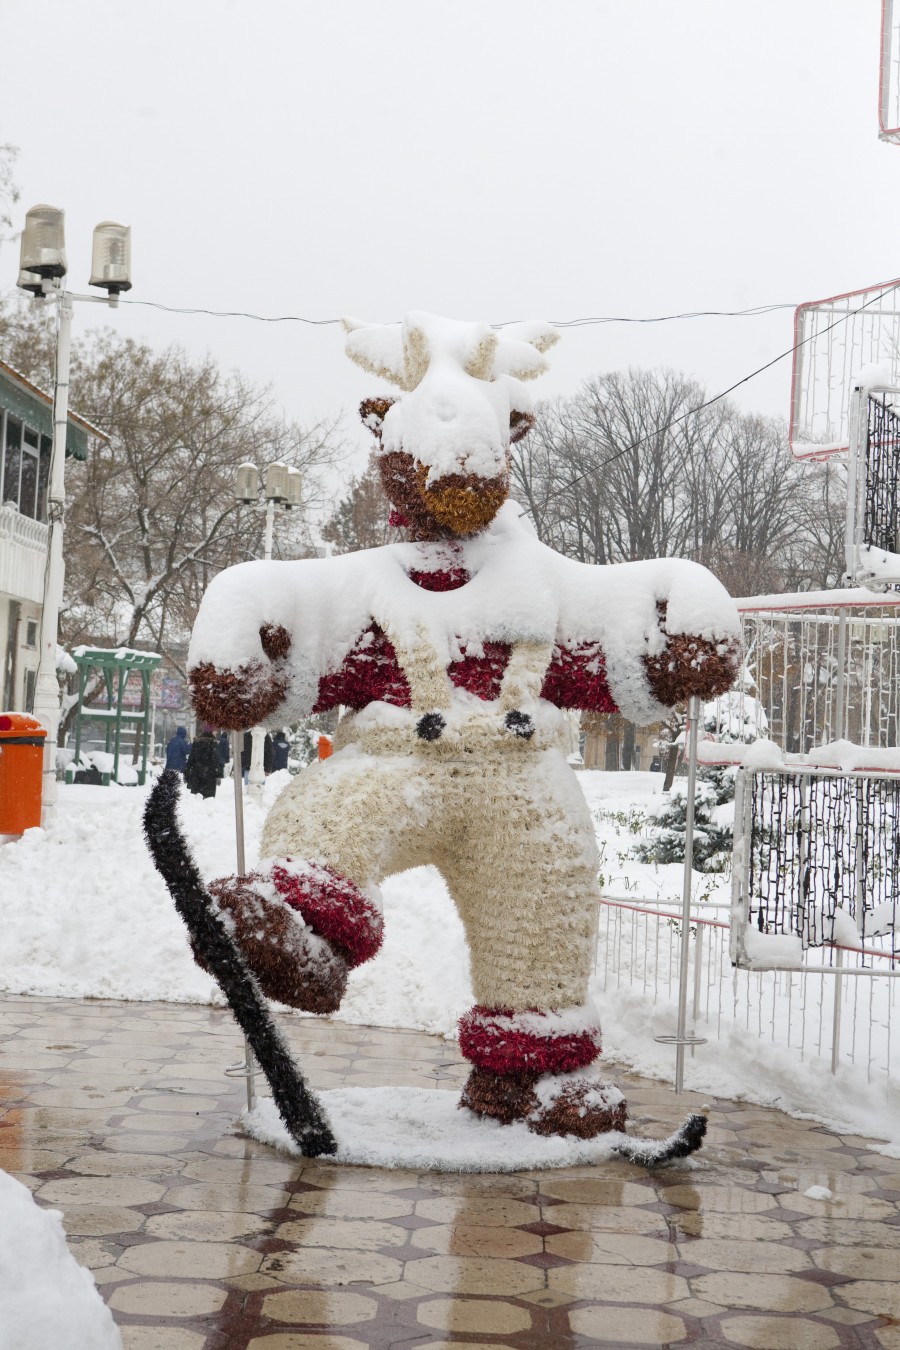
[2,0,898,481]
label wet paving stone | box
[1,992,899,1348]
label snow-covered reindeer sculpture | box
[146,312,740,1163]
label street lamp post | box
[235,461,302,791]
[17,206,132,823]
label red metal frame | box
[789,277,900,461]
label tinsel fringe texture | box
[377,449,509,541]
[460,1067,628,1139]
[189,658,287,731]
[313,623,617,714]
[458,1005,602,1075]
[643,602,740,706]
[203,875,348,1013]
[141,770,336,1156]
[269,861,384,968]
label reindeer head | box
[343,311,558,540]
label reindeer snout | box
[424,472,509,536]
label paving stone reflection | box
[2,992,899,1348]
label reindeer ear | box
[359,397,396,437]
[499,320,560,354]
[343,318,413,389]
[491,321,560,382]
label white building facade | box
[0,360,104,713]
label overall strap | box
[498,640,555,712]
[384,623,454,714]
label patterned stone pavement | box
[1,993,899,1350]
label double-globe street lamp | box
[17,205,132,822]
[234,461,303,789]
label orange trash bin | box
[0,712,47,834]
[317,734,333,761]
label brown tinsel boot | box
[191,874,349,1013]
[460,1066,541,1124]
[461,1066,627,1139]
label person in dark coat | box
[272,730,290,772]
[217,731,231,777]
[165,726,190,774]
[184,727,220,798]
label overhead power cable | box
[113,298,796,327]
[537,279,900,504]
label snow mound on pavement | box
[0,1170,121,1350]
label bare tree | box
[322,453,394,554]
[512,369,733,566]
[511,367,843,594]
[0,302,346,702]
[0,143,19,247]
[59,331,344,668]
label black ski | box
[143,771,336,1157]
[610,1112,707,1167]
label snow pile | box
[244,1087,631,1172]
[853,543,900,587]
[804,1184,833,1200]
[697,735,900,774]
[0,1170,121,1350]
[738,924,804,969]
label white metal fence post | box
[655,694,707,1090]
[831,944,845,1074]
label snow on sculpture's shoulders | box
[0,1169,122,1350]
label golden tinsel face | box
[376,449,509,541]
[361,399,522,541]
[417,464,509,537]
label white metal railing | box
[717,598,900,754]
[596,895,899,1095]
[0,505,48,605]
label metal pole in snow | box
[835,608,848,743]
[227,728,256,1110]
[831,944,844,1074]
[675,697,700,1091]
[655,695,708,1090]
[248,499,276,795]
[33,292,74,825]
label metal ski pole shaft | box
[225,728,257,1111]
[654,695,707,1090]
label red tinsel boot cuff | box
[268,861,383,968]
[458,1005,602,1076]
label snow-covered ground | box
[0,1171,121,1350]
[1,770,897,1152]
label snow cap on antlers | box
[341,312,559,483]
[342,311,559,392]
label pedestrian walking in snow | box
[164,726,190,774]
[184,727,220,798]
[272,730,290,772]
[217,730,231,778]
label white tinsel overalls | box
[259,628,602,1061]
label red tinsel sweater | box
[312,567,618,715]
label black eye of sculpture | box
[416,712,446,741]
[504,710,535,739]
